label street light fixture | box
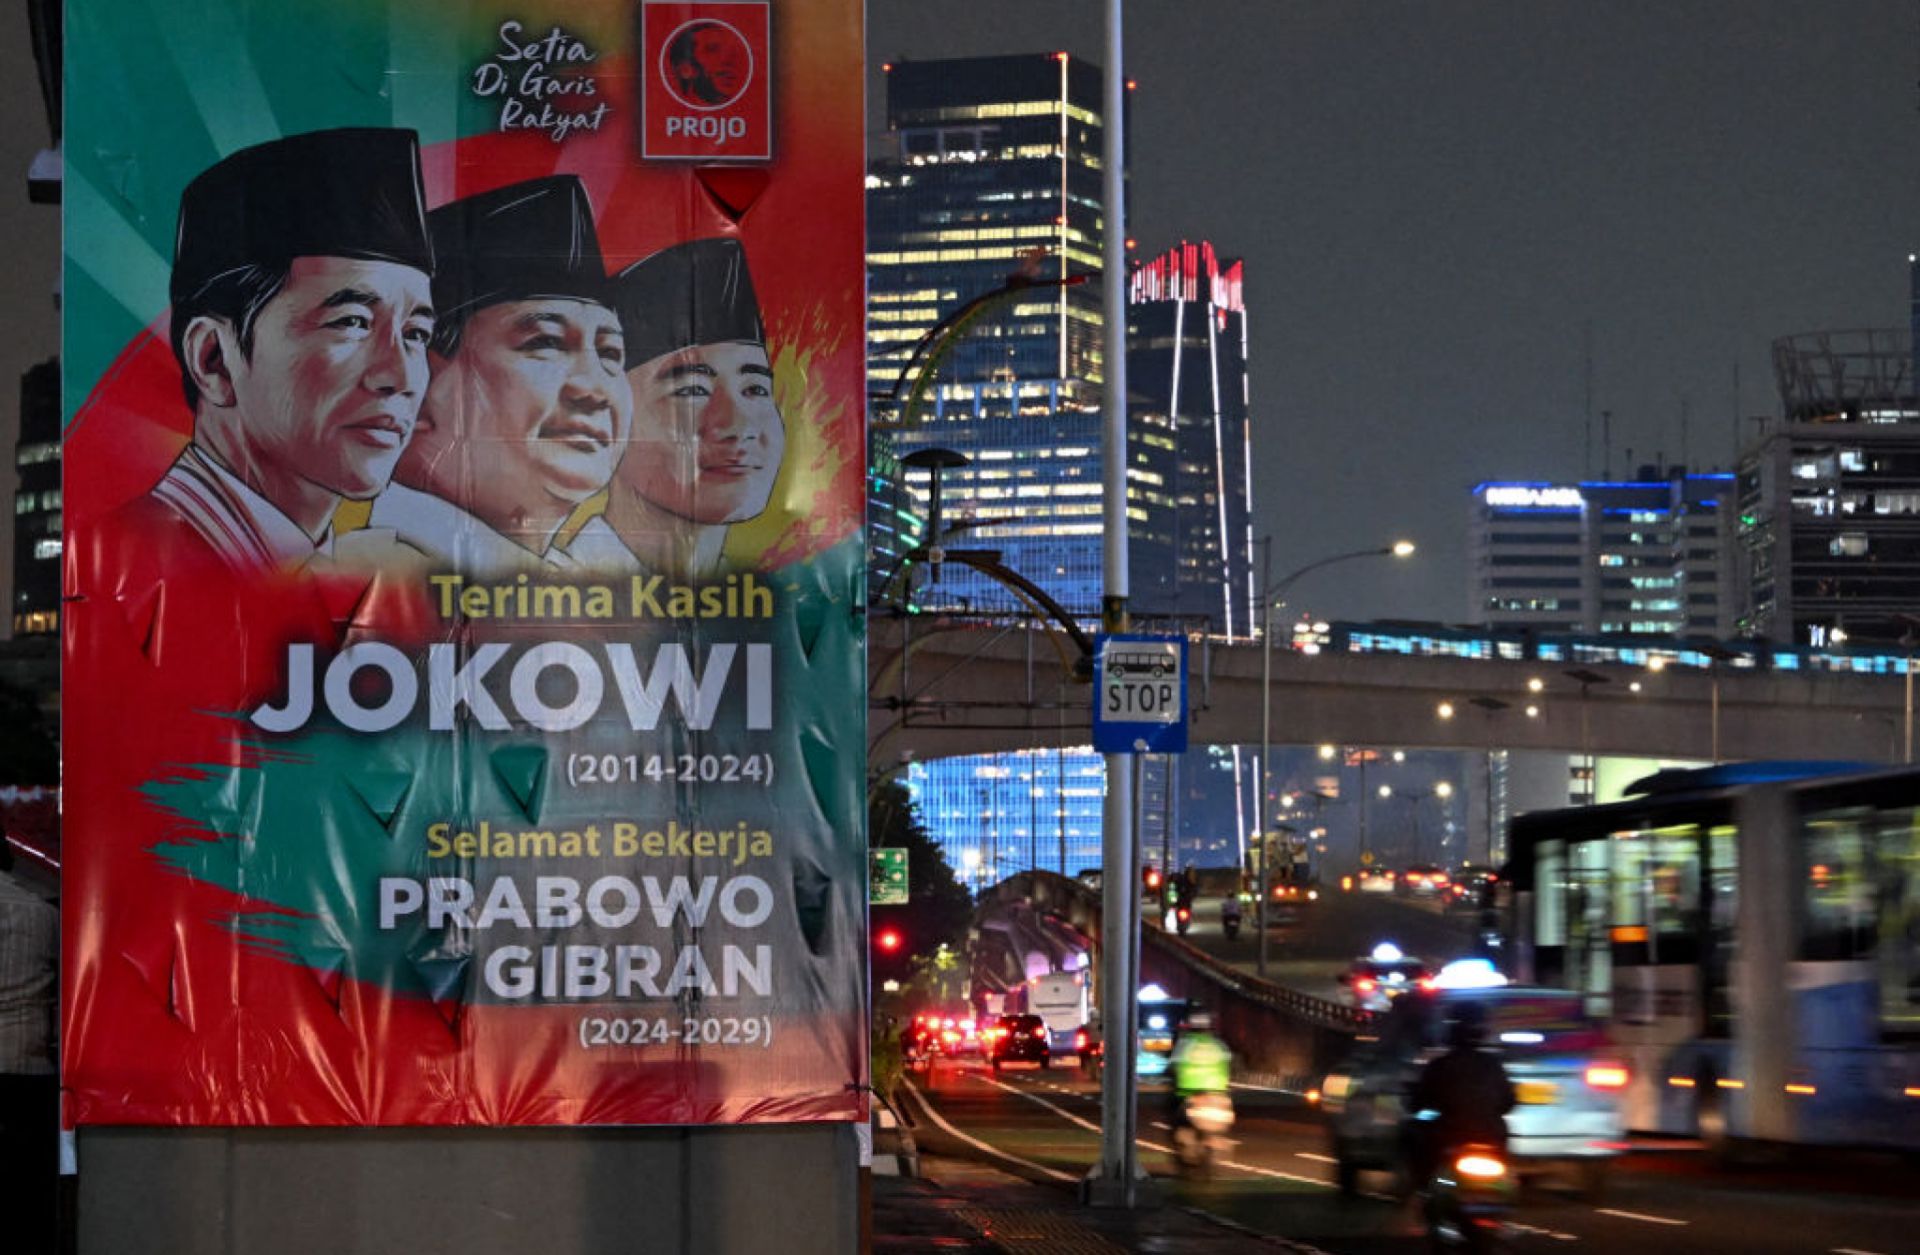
[1255,537,1417,979]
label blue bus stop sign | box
[1091,634,1188,754]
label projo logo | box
[659,18,754,111]
[640,1,771,162]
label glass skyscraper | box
[868,56,1254,879]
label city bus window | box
[1877,806,1920,1037]
[1568,837,1611,1010]
[1705,825,1739,1034]
[1802,809,1874,962]
[1648,826,1704,964]
[1536,839,1566,947]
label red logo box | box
[640,1,771,161]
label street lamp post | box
[1255,538,1414,978]
[1563,667,1610,804]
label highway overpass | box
[870,614,1915,764]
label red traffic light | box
[875,927,903,953]
[1144,868,1163,889]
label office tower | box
[1469,471,1739,637]
[1127,241,1255,633]
[1737,329,1920,645]
[869,53,1116,616]
[13,358,59,635]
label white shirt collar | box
[368,483,557,575]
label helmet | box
[1187,1010,1214,1032]
[1448,1002,1489,1049]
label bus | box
[1507,762,1920,1152]
[1026,971,1090,1052]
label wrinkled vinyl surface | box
[62,0,867,1126]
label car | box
[1341,943,1433,1012]
[1400,864,1450,897]
[1320,969,1627,1199]
[1356,867,1397,894]
[910,1010,984,1059]
[1136,989,1189,1078]
[987,1013,1051,1071]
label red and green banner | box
[62,0,866,1125]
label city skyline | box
[870,0,1919,625]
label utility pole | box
[1087,0,1150,1208]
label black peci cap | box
[427,175,610,322]
[612,237,765,368]
[170,128,433,306]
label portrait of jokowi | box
[154,127,436,576]
[69,128,435,693]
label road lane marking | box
[1832,1249,1891,1255]
[901,1078,1076,1184]
[1150,1121,1172,1130]
[1222,1158,1344,1188]
[1596,1208,1688,1227]
[985,1075,1106,1133]
[981,1076,1339,1191]
[1509,1221,1581,1242]
[1231,1080,1308,1096]
[1295,1152,1337,1165]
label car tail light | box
[1455,1153,1506,1179]
[1585,1063,1629,1090]
[1074,1030,1088,1050]
[1178,907,1190,921]
[1416,977,1436,992]
[1354,977,1377,994]
[1033,1027,1047,1040]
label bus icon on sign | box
[1107,650,1173,679]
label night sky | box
[869,1,1920,623]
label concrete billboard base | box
[77,1123,858,1255]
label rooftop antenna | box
[1680,394,1691,471]
[1731,361,1742,468]
[1583,320,1594,477]
[1601,409,1614,479]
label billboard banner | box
[61,0,866,1125]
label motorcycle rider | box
[1221,894,1244,939]
[1170,1009,1233,1162]
[1405,1002,1515,1190]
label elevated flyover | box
[974,871,1366,1088]
[872,614,1912,763]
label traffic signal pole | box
[1085,0,1151,1208]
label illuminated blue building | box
[1469,470,1739,637]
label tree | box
[868,780,973,987]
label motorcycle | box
[1074,1027,1103,1080]
[1174,1091,1235,1178]
[1221,901,1242,940]
[1423,1142,1515,1253]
